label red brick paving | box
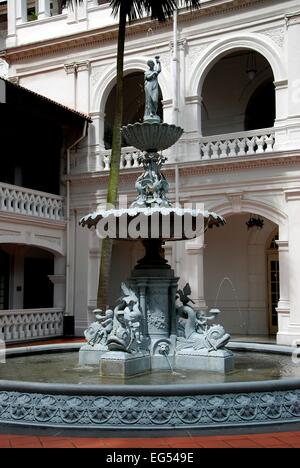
[0,432,299,448]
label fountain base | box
[176,349,234,373]
[79,344,107,366]
[99,351,151,378]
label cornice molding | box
[67,152,300,187]
[0,212,66,230]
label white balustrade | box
[98,147,143,171]
[0,183,64,220]
[73,128,277,174]
[200,128,275,161]
[0,308,64,343]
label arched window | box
[201,50,275,136]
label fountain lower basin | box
[0,343,300,430]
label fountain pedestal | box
[79,344,106,366]
[130,266,179,371]
[99,351,151,378]
[176,349,234,373]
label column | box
[16,0,27,25]
[185,236,207,310]
[178,39,187,128]
[276,239,290,344]
[50,257,66,309]
[286,13,300,150]
[77,0,88,22]
[38,0,51,19]
[74,210,90,336]
[284,190,300,345]
[76,61,90,113]
[7,0,17,41]
[273,80,289,151]
[64,63,77,109]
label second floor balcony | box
[71,127,278,174]
[4,0,236,48]
[0,182,64,221]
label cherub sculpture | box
[107,283,143,353]
[176,284,230,352]
[84,308,114,349]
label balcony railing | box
[0,183,64,221]
[85,128,276,173]
[0,308,64,343]
[199,128,275,161]
[99,146,143,171]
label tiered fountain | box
[2,59,300,433]
[79,57,234,376]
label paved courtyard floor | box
[0,430,300,448]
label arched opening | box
[201,50,275,136]
[204,213,278,336]
[104,71,163,149]
[0,244,55,310]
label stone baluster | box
[246,137,255,155]
[219,141,228,158]
[103,154,110,170]
[228,139,237,157]
[237,138,246,156]
[132,152,140,168]
[211,142,219,159]
[256,136,265,154]
[201,143,210,160]
[265,134,274,153]
[120,153,125,169]
[125,152,132,168]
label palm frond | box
[60,0,83,10]
[108,1,202,23]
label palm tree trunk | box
[97,3,127,310]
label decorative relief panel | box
[261,28,285,48]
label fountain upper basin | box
[80,207,225,240]
[122,123,184,152]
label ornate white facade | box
[1,0,300,345]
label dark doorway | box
[245,80,276,131]
[0,251,10,310]
[23,257,54,309]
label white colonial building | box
[1,0,300,346]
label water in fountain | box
[214,277,247,332]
